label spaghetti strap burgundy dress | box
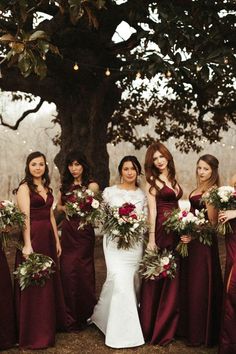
[178,194,223,347]
[14,191,66,349]
[0,244,16,350]
[60,184,96,331]
[140,185,182,346]
[219,218,236,354]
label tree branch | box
[0,97,44,130]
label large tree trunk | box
[54,79,121,189]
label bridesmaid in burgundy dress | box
[0,244,16,350]
[57,150,99,331]
[178,154,223,347]
[14,151,66,349]
[140,142,183,345]
[218,174,236,354]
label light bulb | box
[73,62,79,71]
[105,68,111,76]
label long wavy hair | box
[61,150,91,194]
[196,154,220,192]
[118,155,142,187]
[13,151,51,194]
[144,142,177,195]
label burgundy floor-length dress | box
[15,191,66,350]
[140,185,182,346]
[219,218,236,354]
[0,244,16,350]
[178,194,223,347]
[60,184,96,331]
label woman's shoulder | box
[17,182,30,193]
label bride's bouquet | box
[202,186,236,235]
[65,187,102,229]
[163,208,213,257]
[14,253,55,290]
[0,200,25,248]
[139,248,177,280]
[102,202,147,250]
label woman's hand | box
[180,235,192,244]
[147,240,158,251]
[219,210,236,223]
[56,240,62,257]
[22,244,33,259]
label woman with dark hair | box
[57,150,99,331]
[91,155,146,348]
[14,151,66,349]
[178,154,223,347]
[140,141,183,345]
[0,246,16,350]
[218,174,236,354]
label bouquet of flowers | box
[14,253,55,290]
[0,200,25,248]
[202,186,236,236]
[139,248,177,280]
[102,202,147,250]
[65,187,102,229]
[163,208,213,257]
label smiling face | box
[153,150,168,172]
[68,160,84,181]
[121,161,138,184]
[197,159,212,183]
[29,156,46,179]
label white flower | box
[132,223,139,230]
[77,191,82,198]
[112,230,119,235]
[20,267,27,275]
[91,199,99,209]
[160,257,170,266]
[86,189,94,196]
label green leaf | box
[29,31,48,41]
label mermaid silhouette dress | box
[219,218,236,354]
[178,194,223,346]
[91,185,146,348]
[140,185,182,345]
[0,244,16,350]
[14,191,66,349]
[60,184,96,330]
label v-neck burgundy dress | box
[14,191,66,349]
[0,244,16,350]
[140,185,182,345]
[60,184,96,331]
[219,218,236,354]
[178,194,223,347]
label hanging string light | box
[196,64,202,72]
[166,70,172,78]
[105,68,111,76]
[73,62,79,71]
[224,57,229,64]
[136,71,141,79]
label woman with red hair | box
[139,142,183,345]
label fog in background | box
[0,94,235,201]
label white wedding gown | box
[91,185,146,348]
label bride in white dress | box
[91,156,146,348]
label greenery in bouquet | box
[102,202,147,250]
[65,187,103,229]
[191,208,214,246]
[163,208,213,257]
[14,253,55,290]
[139,248,177,281]
[202,186,236,236]
[0,200,25,248]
